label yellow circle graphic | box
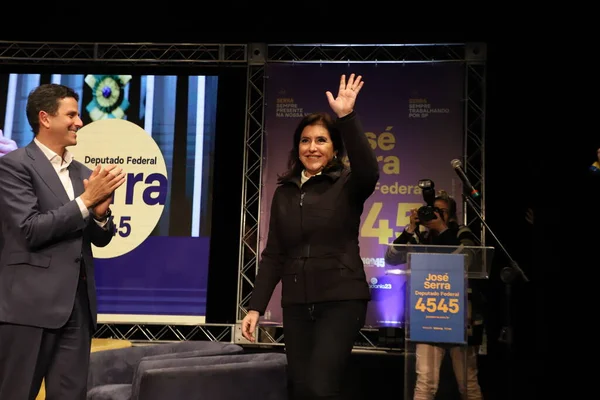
[69,119,168,258]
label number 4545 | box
[414,297,460,314]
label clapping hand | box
[81,164,126,217]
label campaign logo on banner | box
[408,252,466,344]
[407,97,451,119]
[69,119,168,258]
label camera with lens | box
[417,179,441,222]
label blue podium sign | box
[408,252,466,344]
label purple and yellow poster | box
[409,253,466,344]
[259,63,465,327]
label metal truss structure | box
[0,41,247,66]
[0,41,486,350]
[462,44,487,243]
[237,43,488,349]
[94,322,236,343]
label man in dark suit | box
[0,84,126,399]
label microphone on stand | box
[450,159,480,199]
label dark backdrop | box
[1,33,556,398]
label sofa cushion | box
[88,341,243,389]
[87,384,131,400]
[136,354,288,400]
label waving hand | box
[325,73,364,118]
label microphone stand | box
[462,194,529,282]
[461,194,529,400]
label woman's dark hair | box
[277,112,346,183]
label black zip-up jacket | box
[248,111,379,314]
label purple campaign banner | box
[95,236,209,316]
[259,63,465,327]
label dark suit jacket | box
[0,141,114,330]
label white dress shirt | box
[34,138,107,228]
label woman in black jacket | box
[241,73,379,400]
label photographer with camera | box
[385,185,485,400]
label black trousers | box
[282,299,367,400]
[0,274,92,400]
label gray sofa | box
[87,340,244,400]
[136,352,288,400]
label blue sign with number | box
[408,253,466,344]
